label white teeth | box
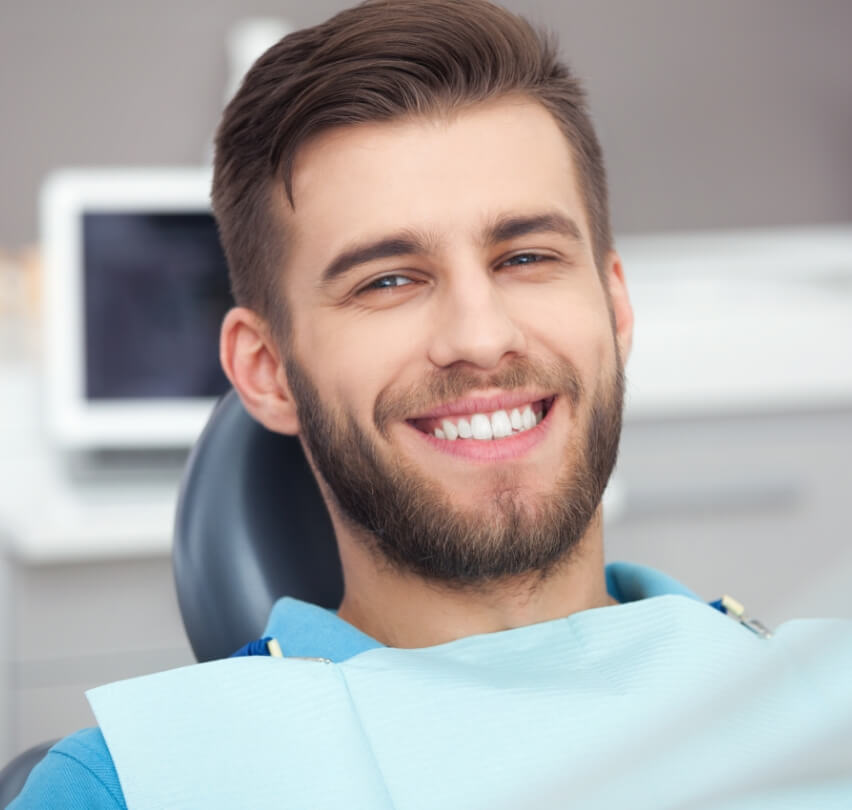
[428,401,548,440]
[441,419,459,440]
[470,413,493,440]
[491,410,512,439]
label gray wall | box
[1,0,851,249]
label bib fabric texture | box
[87,565,852,810]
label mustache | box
[373,357,584,433]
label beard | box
[285,349,625,587]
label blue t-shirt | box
[10,563,697,808]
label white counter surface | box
[1,367,181,562]
[621,225,852,417]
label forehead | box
[284,97,590,273]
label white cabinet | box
[8,556,193,756]
[609,409,852,627]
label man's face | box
[278,98,630,584]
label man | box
[13,1,852,807]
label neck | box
[335,511,615,649]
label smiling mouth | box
[408,397,556,441]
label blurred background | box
[1,0,851,763]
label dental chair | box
[0,390,342,805]
[173,388,342,662]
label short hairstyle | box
[212,0,612,335]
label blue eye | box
[362,274,413,292]
[502,253,546,267]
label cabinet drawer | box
[12,555,189,662]
[608,410,852,625]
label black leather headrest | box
[173,390,343,662]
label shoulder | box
[9,727,125,809]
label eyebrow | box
[318,210,584,286]
[483,211,584,246]
[320,233,430,286]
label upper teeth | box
[433,405,542,441]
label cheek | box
[294,310,422,422]
[515,287,613,374]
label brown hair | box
[212,0,612,335]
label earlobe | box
[604,251,634,361]
[220,307,300,435]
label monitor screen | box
[41,167,239,449]
[82,212,233,400]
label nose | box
[427,268,526,370]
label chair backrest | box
[173,389,343,662]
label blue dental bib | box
[87,574,852,809]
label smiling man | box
[221,96,631,648]
[12,1,852,808]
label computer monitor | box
[41,168,234,449]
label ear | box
[220,307,300,435]
[603,250,634,361]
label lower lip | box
[405,402,557,462]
